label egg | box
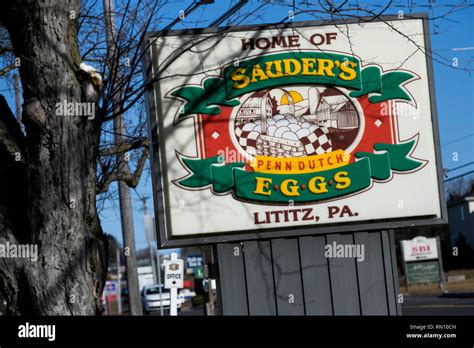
[282,131,299,141]
[242,122,256,132]
[274,126,291,138]
[267,125,277,136]
[296,128,311,139]
[275,119,290,127]
[288,123,301,132]
[272,114,285,121]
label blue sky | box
[1,1,473,250]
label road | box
[402,294,474,315]
[144,296,474,316]
[148,304,205,316]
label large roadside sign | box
[144,15,447,246]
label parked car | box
[178,289,196,302]
[141,284,183,314]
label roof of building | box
[447,189,474,207]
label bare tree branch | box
[0,95,25,161]
[96,146,149,193]
[98,138,149,156]
[0,62,16,76]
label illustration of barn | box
[303,88,358,129]
[235,91,276,126]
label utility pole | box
[103,0,142,315]
[139,196,149,214]
[116,246,122,315]
[140,196,158,285]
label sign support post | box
[169,253,178,316]
[164,252,183,316]
[170,253,178,315]
[402,253,409,292]
[156,252,164,316]
[436,236,445,292]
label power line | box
[209,0,249,27]
[444,170,474,183]
[162,0,214,31]
[452,47,474,51]
[446,161,474,173]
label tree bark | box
[0,0,107,315]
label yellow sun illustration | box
[280,90,303,105]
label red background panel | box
[198,97,396,164]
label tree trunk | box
[0,0,107,315]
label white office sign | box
[402,236,438,262]
[164,259,184,289]
[144,15,447,246]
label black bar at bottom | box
[0,316,472,345]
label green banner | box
[222,52,361,98]
[171,52,415,122]
[177,141,423,204]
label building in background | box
[137,259,155,291]
[448,189,474,250]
